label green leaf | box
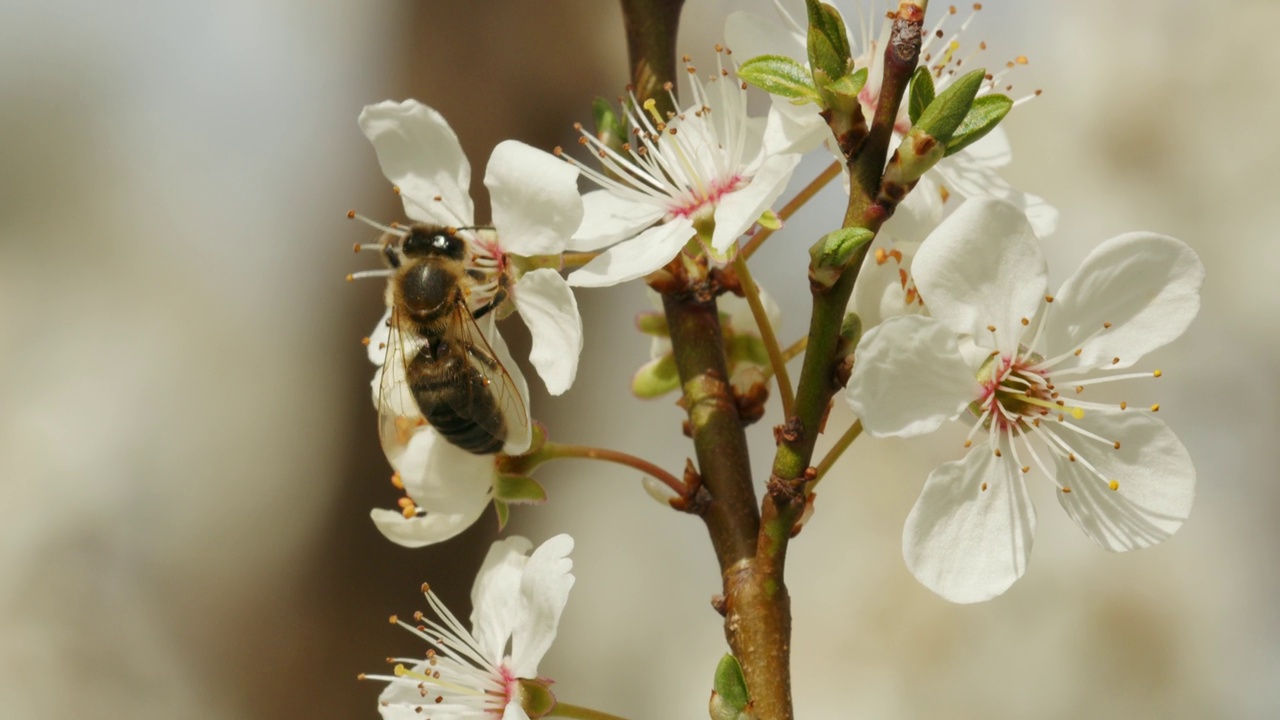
[494,475,548,505]
[912,67,986,143]
[738,55,821,103]
[805,0,852,82]
[840,312,863,346]
[907,66,936,125]
[809,227,875,270]
[632,355,681,398]
[710,654,751,720]
[945,93,1014,155]
[823,66,868,99]
[493,500,510,531]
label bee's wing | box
[447,301,532,455]
[375,306,429,467]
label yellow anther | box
[1153,369,1163,377]
[1120,401,1128,410]
[390,472,404,490]
[980,482,988,491]
[1074,385,1083,393]
[875,247,889,264]
[1061,486,1072,494]
[987,324,997,332]
[1113,441,1121,450]
[963,440,972,448]
[642,98,663,124]
[389,614,399,624]
[1021,317,1029,326]
[1150,403,1160,412]
[1109,480,1120,491]
[1020,466,1030,474]
[994,448,1002,457]
[421,582,431,593]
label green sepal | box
[636,311,670,337]
[516,678,557,719]
[805,0,853,84]
[709,654,752,720]
[945,93,1013,156]
[907,66,936,125]
[810,227,875,270]
[632,354,681,398]
[738,55,822,104]
[493,500,510,530]
[756,209,782,230]
[494,474,548,505]
[591,96,626,158]
[912,67,986,143]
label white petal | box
[569,190,665,252]
[501,704,532,720]
[513,270,582,395]
[710,153,802,252]
[509,534,576,677]
[723,11,804,61]
[358,100,474,227]
[371,456,494,545]
[486,141,583,256]
[931,158,1058,238]
[762,102,832,156]
[368,308,392,366]
[1052,411,1195,552]
[845,315,978,438]
[961,125,1012,168]
[566,218,695,287]
[1043,233,1204,372]
[903,446,1037,603]
[884,174,944,245]
[911,198,1046,354]
[470,536,535,664]
[394,428,495,513]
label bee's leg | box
[464,342,501,371]
[470,274,510,321]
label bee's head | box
[402,226,466,260]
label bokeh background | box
[1,0,1275,718]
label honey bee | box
[361,221,529,457]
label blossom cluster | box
[347,1,1204,716]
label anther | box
[1074,385,1083,393]
[1020,466,1030,474]
[1061,486,1072,493]
[1109,480,1120,491]
[1021,317,1029,326]
[389,615,399,624]
[361,337,371,346]
[1073,348,1083,356]
[1113,441,1121,450]
[1068,453,1075,462]
[987,324,996,332]
[421,582,431,593]
[1153,369,1162,377]
[391,472,404,489]
[963,440,972,448]
[1103,321,1112,329]
[875,247,888,264]
[994,448,1002,457]
[1112,357,1121,365]
[981,482,988,491]
[1150,403,1160,412]
[1119,401,1127,410]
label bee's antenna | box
[347,209,409,237]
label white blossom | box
[562,53,801,287]
[359,99,585,395]
[845,199,1202,603]
[366,535,575,720]
[725,1,1057,237]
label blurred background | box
[1,0,1275,717]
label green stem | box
[541,442,685,496]
[561,251,599,269]
[741,161,842,259]
[732,252,794,416]
[550,702,632,720]
[811,419,862,489]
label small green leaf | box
[840,312,863,346]
[494,475,548,505]
[945,93,1014,155]
[907,66,936,125]
[809,227,875,270]
[493,500,510,530]
[805,0,852,82]
[711,654,751,719]
[913,67,986,143]
[738,55,821,103]
[632,355,681,398]
[823,67,868,99]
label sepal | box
[516,678,557,719]
[810,227,875,286]
[494,474,548,505]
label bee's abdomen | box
[411,367,505,455]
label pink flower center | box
[669,175,745,219]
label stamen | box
[348,210,408,237]
[347,269,393,282]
